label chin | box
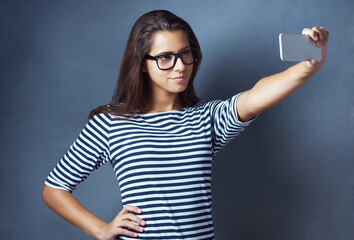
[172,85,188,93]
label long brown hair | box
[88,10,202,119]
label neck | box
[142,91,183,113]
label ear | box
[141,62,147,72]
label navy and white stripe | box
[45,92,256,240]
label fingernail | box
[141,220,145,225]
[134,233,138,237]
[137,209,142,213]
[139,227,144,232]
[314,35,318,40]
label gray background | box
[1,0,353,239]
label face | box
[144,30,194,97]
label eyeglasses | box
[144,48,199,70]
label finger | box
[302,28,318,41]
[312,27,326,47]
[116,228,140,238]
[320,43,327,64]
[120,213,146,226]
[319,27,329,44]
[320,26,329,35]
[314,27,329,46]
[117,220,145,233]
[118,205,142,216]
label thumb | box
[300,59,318,74]
[309,59,318,66]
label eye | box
[181,49,191,55]
[157,54,172,61]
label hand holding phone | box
[279,33,322,61]
[279,27,329,64]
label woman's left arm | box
[237,27,329,122]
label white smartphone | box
[279,33,322,61]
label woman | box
[42,10,329,240]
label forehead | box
[149,30,190,55]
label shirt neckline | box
[138,107,188,115]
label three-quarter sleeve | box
[209,92,257,156]
[45,114,111,192]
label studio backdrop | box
[1,0,353,239]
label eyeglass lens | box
[156,49,195,69]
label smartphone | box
[279,33,322,61]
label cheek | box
[147,64,166,82]
[186,65,194,79]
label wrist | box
[93,220,110,240]
[289,62,316,82]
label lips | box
[171,75,185,83]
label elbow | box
[41,184,59,207]
[41,184,72,208]
[42,185,50,206]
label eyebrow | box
[153,46,191,57]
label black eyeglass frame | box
[144,48,200,70]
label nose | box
[173,57,185,71]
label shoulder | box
[183,101,214,115]
[90,112,112,121]
[88,113,112,130]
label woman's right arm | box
[42,185,145,240]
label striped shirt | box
[45,93,256,240]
